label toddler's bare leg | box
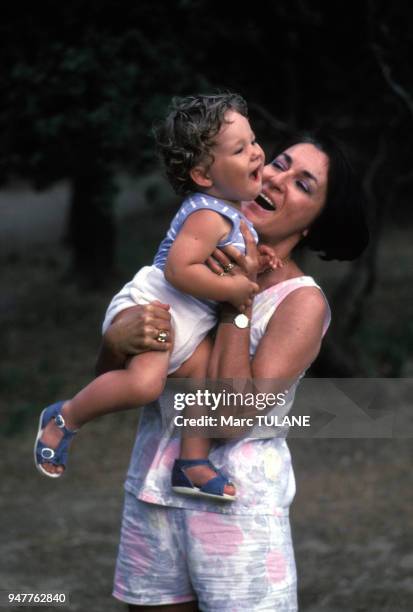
[40,349,171,475]
[67,349,171,426]
[171,338,235,496]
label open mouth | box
[255,193,276,211]
[250,167,261,181]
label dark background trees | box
[0,0,412,374]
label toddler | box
[35,93,271,501]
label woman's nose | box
[264,170,286,192]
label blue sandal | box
[34,401,78,478]
[171,459,236,502]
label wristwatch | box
[219,308,251,328]
[233,313,250,329]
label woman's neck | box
[256,234,306,292]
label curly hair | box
[153,93,248,196]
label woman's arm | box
[207,302,252,379]
[207,283,328,439]
[252,288,327,379]
[208,288,327,386]
[207,223,327,385]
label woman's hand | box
[106,301,172,356]
[96,301,172,375]
[206,221,277,280]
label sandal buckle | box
[41,447,55,460]
[55,414,65,428]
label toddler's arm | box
[164,209,258,309]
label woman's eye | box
[296,180,310,193]
[271,159,285,170]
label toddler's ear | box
[190,165,213,189]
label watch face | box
[234,313,249,329]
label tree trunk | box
[66,168,117,289]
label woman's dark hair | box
[274,129,370,261]
[153,93,248,196]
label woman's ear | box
[190,165,213,189]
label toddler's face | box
[202,111,264,204]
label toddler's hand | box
[227,275,259,312]
[257,244,285,272]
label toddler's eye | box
[234,147,244,155]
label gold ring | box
[156,330,168,343]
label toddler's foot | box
[172,459,236,501]
[184,464,236,497]
[34,401,78,477]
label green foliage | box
[0,2,217,280]
[0,2,213,187]
[1,1,411,203]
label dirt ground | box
[1,215,412,611]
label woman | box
[98,132,368,611]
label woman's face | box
[242,143,329,244]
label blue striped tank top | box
[153,192,258,271]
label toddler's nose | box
[252,143,265,162]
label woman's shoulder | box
[253,273,330,329]
[268,276,331,337]
[256,273,326,304]
[280,278,328,308]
